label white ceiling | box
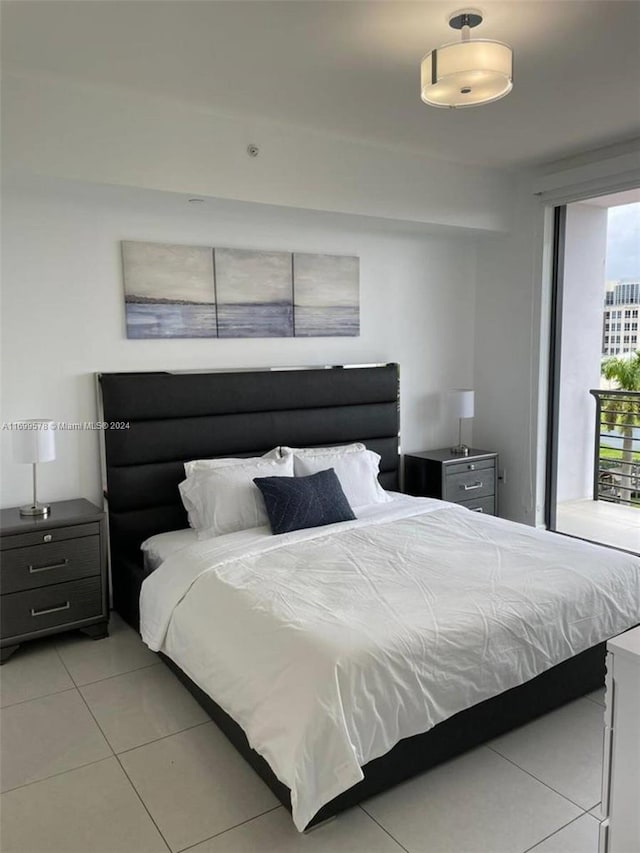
[2,0,640,169]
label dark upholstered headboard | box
[97,364,400,627]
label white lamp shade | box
[421,40,513,108]
[13,421,56,463]
[449,390,475,419]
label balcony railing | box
[590,389,640,506]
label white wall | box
[0,179,477,509]
[2,73,514,234]
[473,177,546,523]
[556,202,607,503]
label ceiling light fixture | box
[421,9,513,109]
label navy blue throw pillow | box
[253,468,356,535]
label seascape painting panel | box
[293,253,359,337]
[215,248,293,338]
[122,241,359,339]
[123,241,216,338]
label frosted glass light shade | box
[13,421,56,463]
[421,40,513,108]
[449,390,475,419]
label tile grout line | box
[486,744,594,812]
[53,623,161,689]
[54,635,231,851]
[114,719,213,758]
[358,804,411,853]
[6,642,161,703]
[52,642,81,687]
[175,805,282,853]
[114,755,173,853]
[521,810,593,853]
[70,659,162,689]
[0,684,78,711]
[1,754,116,796]
[61,639,246,853]
[62,652,173,853]
[53,652,114,759]
[2,649,116,797]
[54,633,206,760]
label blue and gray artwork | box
[215,248,293,338]
[122,241,359,339]
[294,253,360,337]
[123,242,217,338]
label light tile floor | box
[556,498,640,553]
[0,614,605,853]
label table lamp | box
[13,420,56,517]
[449,390,474,456]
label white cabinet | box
[600,625,640,853]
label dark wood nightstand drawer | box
[457,495,496,514]
[0,522,100,551]
[1,535,101,594]
[1,576,104,640]
[446,457,496,477]
[0,500,108,662]
[404,449,499,517]
[444,468,495,502]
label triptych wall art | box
[122,241,359,339]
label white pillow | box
[292,447,391,507]
[179,454,294,538]
[184,448,280,477]
[279,442,364,458]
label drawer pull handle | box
[472,507,484,512]
[28,559,69,574]
[31,602,70,617]
[462,481,483,491]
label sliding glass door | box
[546,194,640,553]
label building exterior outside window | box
[602,280,640,356]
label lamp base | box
[19,503,50,518]
[450,444,470,456]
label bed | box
[97,364,640,830]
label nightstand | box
[0,499,108,663]
[404,448,499,515]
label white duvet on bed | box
[140,495,640,830]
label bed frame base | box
[97,367,607,829]
[161,642,605,829]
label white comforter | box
[140,496,640,830]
